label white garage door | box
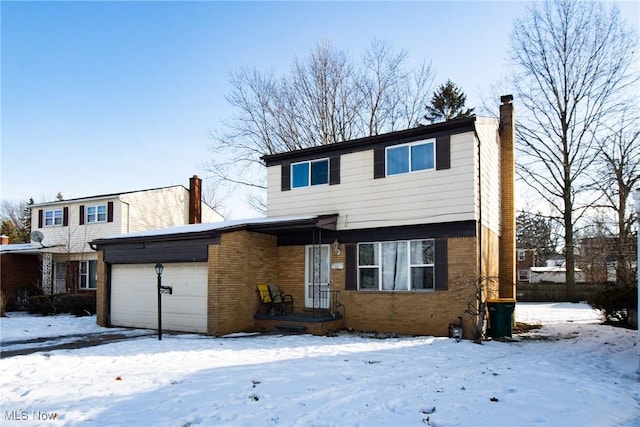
[111,263,208,333]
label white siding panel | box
[111,263,208,333]
[475,118,501,234]
[267,130,480,230]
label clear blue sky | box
[2,1,638,218]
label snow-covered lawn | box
[1,303,638,426]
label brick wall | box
[96,251,108,326]
[276,237,492,338]
[499,95,516,299]
[0,253,41,307]
[208,231,278,336]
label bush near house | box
[27,294,96,316]
[0,291,6,317]
[588,285,637,326]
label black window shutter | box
[107,202,114,223]
[345,243,357,290]
[281,164,291,191]
[434,239,448,290]
[329,156,340,185]
[62,207,69,227]
[79,205,85,225]
[373,147,385,179]
[436,135,451,170]
[38,209,43,228]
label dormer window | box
[291,159,329,188]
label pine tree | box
[424,80,474,123]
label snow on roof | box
[530,266,583,273]
[98,214,320,241]
[0,243,44,254]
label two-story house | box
[92,96,516,338]
[30,176,222,296]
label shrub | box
[26,294,96,316]
[0,291,6,317]
[27,295,56,315]
[588,285,637,325]
[7,284,43,311]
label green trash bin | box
[487,299,516,338]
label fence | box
[516,282,607,302]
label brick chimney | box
[189,175,202,224]
[499,95,516,299]
[1,235,9,245]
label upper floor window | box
[44,209,63,227]
[386,140,435,176]
[291,159,329,188]
[87,205,107,223]
[358,239,435,291]
[517,250,526,261]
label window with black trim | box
[291,159,329,188]
[44,209,63,227]
[386,140,435,176]
[358,239,435,291]
[86,204,107,223]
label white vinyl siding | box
[266,122,501,234]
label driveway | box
[0,330,155,358]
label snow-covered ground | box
[1,302,638,426]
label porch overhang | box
[90,214,339,248]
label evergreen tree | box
[424,80,474,123]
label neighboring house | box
[29,176,222,296]
[92,96,516,338]
[516,248,535,282]
[529,266,586,284]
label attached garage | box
[110,263,208,333]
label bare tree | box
[204,39,435,214]
[0,199,33,243]
[592,108,640,287]
[509,0,638,300]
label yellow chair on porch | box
[256,284,273,315]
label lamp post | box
[633,188,640,376]
[155,262,164,340]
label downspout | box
[120,199,131,233]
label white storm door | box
[305,245,330,308]
[54,262,66,294]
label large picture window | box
[386,140,435,176]
[358,240,434,291]
[44,209,63,227]
[291,159,329,188]
[79,260,97,289]
[86,205,107,223]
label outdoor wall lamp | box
[332,238,341,255]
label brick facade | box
[207,231,278,336]
[0,253,41,307]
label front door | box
[305,245,330,309]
